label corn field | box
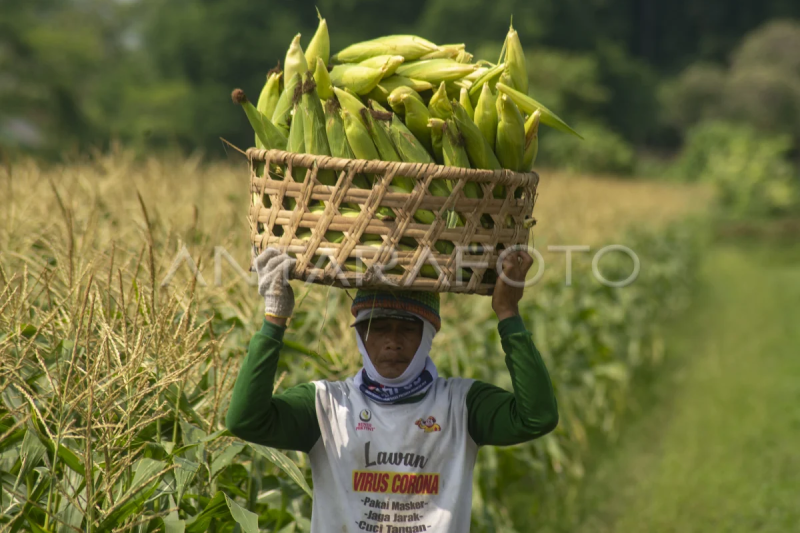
[0,150,708,532]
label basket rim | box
[247,147,539,187]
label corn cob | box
[367,76,434,103]
[330,64,386,95]
[428,118,445,164]
[467,62,504,102]
[313,57,334,100]
[428,82,453,120]
[442,118,471,170]
[399,93,433,154]
[332,87,367,124]
[452,101,500,170]
[272,72,302,133]
[341,108,379,161]
[419,45,461,60]
[459,87,475,121]
[455,49,474,64]
[523,109,541,172]
[284,34,309,93]
[498,22,527,94]
[256,70,282,132]
[304,9,330,68]
[496,82,582,138]
[324,99,372,190]
[360,107,400,162]
[299,76,336,186]
[388,113,434,165]
[359,55,405,77]
[231,89,288,151]
[495,94,525,172]
[465,66,489,82]
[387,86,423,115]
[395,59,478,84]
[474,83,498,150]
[332,35,439,63]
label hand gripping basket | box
[248,148,538,295]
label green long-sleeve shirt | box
[226,315,558,453]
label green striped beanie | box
[351,289,441,332]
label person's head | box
[350,290,441,380]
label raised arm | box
[225,249,320,453]
[466,250,559,446]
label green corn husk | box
[495,94,525,172]
[367,76,434,103]
[332,87,367,124]
[324,99,372,190]
[330,64,386,95]
[388,114,434,165]
[360,107,400,162]
[452,101,500,170]
[496,82,582,139]
[442,118,471,170]
[313,57,334,100]
[272,72,302,133]
[474,83,498,151]
[428,118,445,164]
[332,35,439,63]
[523,109,541,172]
[428,82,453,120]
[467,62,505,102]
[395,59,478,84]
[256,71,282,133]
[341,108,379,161]
[359,55,405,77]
[284,34,309,93]
[465,66,490,82]
[387,86,423,115]
[498,21,528,94]
[459,87,475,121]
[455,49,474,64]
[304,9,330,68]
[299,76,336,186]
[285,101,306,188]
[401,94,433,154]
[231,89,287,151]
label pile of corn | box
[233,12,579,279]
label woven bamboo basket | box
[248,148,538,295]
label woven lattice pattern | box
[248,148,538,295]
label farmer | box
[226,247,559,532]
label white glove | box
[255,248,296,319]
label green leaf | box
[250,444,312,497]
[172,456,199,500]
[97,459,167,531]
[185,491,230,533]
[224,493,259,533]
[210,443,244,479]
[162,495,185,533]
[165,384,206,428]
[496,82,583,139]
[14,429,46,492]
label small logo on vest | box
[356,409,374,431]
[414,416,441,433]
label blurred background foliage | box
[1,1,799,211]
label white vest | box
[309,377,478,533]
